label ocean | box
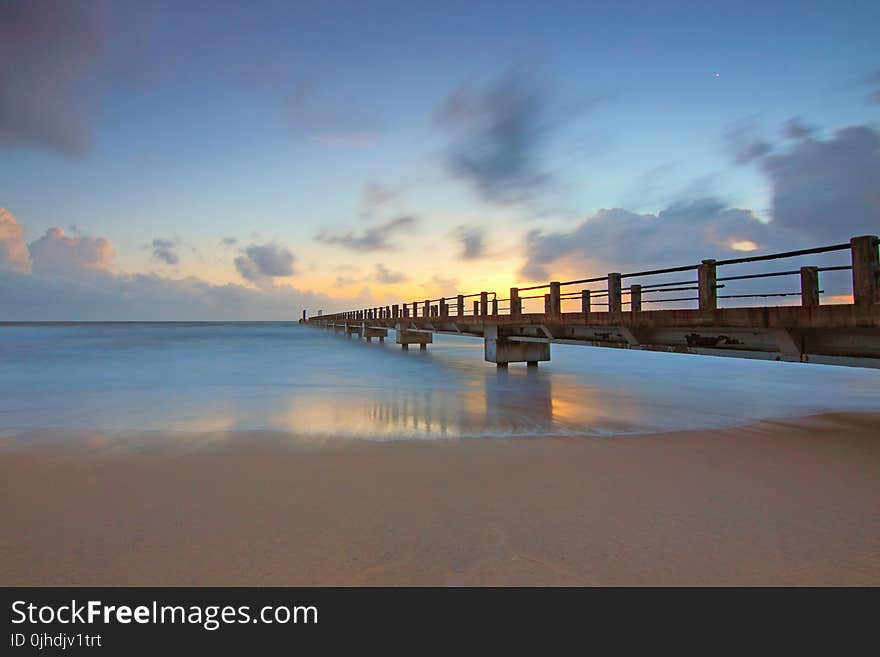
[1,322,878,440]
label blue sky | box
[1,0,878,318]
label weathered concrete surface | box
[312,302,880,368]
[395,327,432,345]
[484,325,551,365]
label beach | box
[2,412,878,586]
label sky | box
[1,0,878,319]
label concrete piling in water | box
[484,326,550,367]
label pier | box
[306,235,880,369]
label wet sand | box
[1,413,878,586]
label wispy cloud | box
[316,215,417,252]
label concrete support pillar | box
[457,294,465,316]
[549,281,561,316]
[480,291,488,317]
[851,235,879,305]
[630,284,642,312]
[608,273,622,312]
[396,325,432,350]
[800,266,819,307]
[581,289,591,316]
[484,326,550,365]
[698,259,717,311]
[510,288,520,317]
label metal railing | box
[312,235,878,323]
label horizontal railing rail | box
[308,235,878,323]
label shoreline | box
[2,412,878,586]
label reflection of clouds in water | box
[1,323,878,440]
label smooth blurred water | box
[1,322,878,440]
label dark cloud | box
[316,215,417,252]
[150,238,180,266]
[520,198,791,281]
[725,121,772,165]
[455,225,486,260]
[220,237,238,247]
[438,69,555,204]
[373,263,408,284]
[0,208,32,273]
[234,243,296,281]
[28,227,115,276]
[758,125,880,242]
[783,117,814,140]
[0,1,109,155]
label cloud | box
[455,225,486,260]
[0,1,111,155]
[0,208,32,273]
[865,69,880,104]
[234,243,296,281]
[0,267,373,321]
[520,198,791,281]
[220,237,238,247]
[725,120,772,165]
[438,68,555,204]
[373,263,408,284]
[28,227,115,276]
[757,124,880,242]
[311,132,377,148]
[149,238,180,266]
[782,117,814,140]
[316,215,417,252]
[0,215,374,320]
[360,181,396,217]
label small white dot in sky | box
[714,72,721,78]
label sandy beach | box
[1,412,878,586]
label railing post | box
[630,284,642,312]
[549,281,561,315]
[473,300,479,316]
[440,297,447,317]
[491,297,498,315]
[581,289,591,316]
[800,267,819,307]
[608,273,622,312]
[698,259,717,311]
[480,291,488,317]
[851,235,879,305]
[510,288,520,318]
[424,299,430,318]
[386,305,390,319]
[457,294,464,316]
[543,294,551,314]
[392,304,399,319]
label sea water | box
[1,322,878,440]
